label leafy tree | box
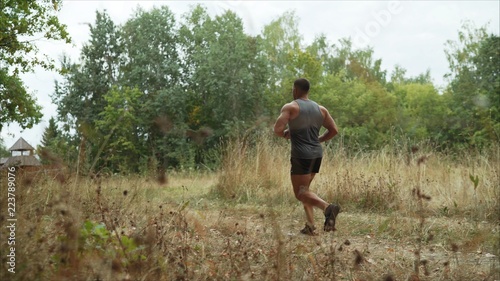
[389,65,408,84]
[46,4,498,173]
[306,36,397,149]
[179,7,268,125]
[0,0,70,131]
[335,40,387,86]
[443,21,498,147]
[95,86,143,173]
[121,6,181,93]
[261,11,302,113]
[53,10,120,129]
[473,34,500,142]
[177,5,270,166]
[306,34,336,75]
[52,10,121,170]
[40,117,59,148]
[184,8,267,130]
[121,6,185,169]
[316,70,397,150]
[0,0,70,72]
[0,69,42,131]
[0,137,9,157]
[387,65,435,99]
[444,21,487,82]
[286,47,323,87]
[393,83,448,142]
[309,38,388,86]
[474,35,500,100]
[37,117,69,165]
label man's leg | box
[291,173,329,227]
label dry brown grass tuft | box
[216,135,291,204]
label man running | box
[273,78,340,235]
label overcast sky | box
[2,0,499,149]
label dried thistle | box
[185,127,213,145]
[154,115,173,134]
[417,155,428,166]
[39,148,64,167]
[426,232,434,243]
[383,274,395,281]
[22,176,34,186]
[411,146,419,154]
[156,168,168,185]
[354,249,364,265]
[420,259,430,276]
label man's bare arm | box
[318,106,338,143]
[274,103,292,138]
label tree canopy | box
[8,4,497,174]
[0,0,70,131]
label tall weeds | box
[216,135,291,204]
[216,134,499,221]
[0,137,498,280]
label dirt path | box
[188,206,500,280]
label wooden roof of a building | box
[2,156,41,167]
[9,137,35,151]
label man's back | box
[289,99,323,159]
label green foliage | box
[443,21,499,148]
[121,6,180,93]
[52,10,122,172]
[49,5,498,173]
[95,86,144,173]
[37,118,76,166]
[469,174,479,192]
[38,117,62,165]
[261,11,302,113]
[79,220,110,245]
[0,0,70,73]
[0,68,43,131]
[393,83,448,142]
[0,137,9,157]
[41,117,59,147]
[179,6,269,132]
[0,0,70,131]
[473,34,500,143]
[74,220,145,268]
[315,70,397,149]
[53,10,120,128]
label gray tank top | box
[289,99,323,159]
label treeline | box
[40,5,499,174]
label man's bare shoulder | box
[317,104,331,118]
[281,101,299,111]
[316,103,327,110]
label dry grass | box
[0,137,499,280]
[217,137,499,222]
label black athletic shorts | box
[290,157,322,175]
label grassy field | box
[1,138,499,280]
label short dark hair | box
[294,78,310,93]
